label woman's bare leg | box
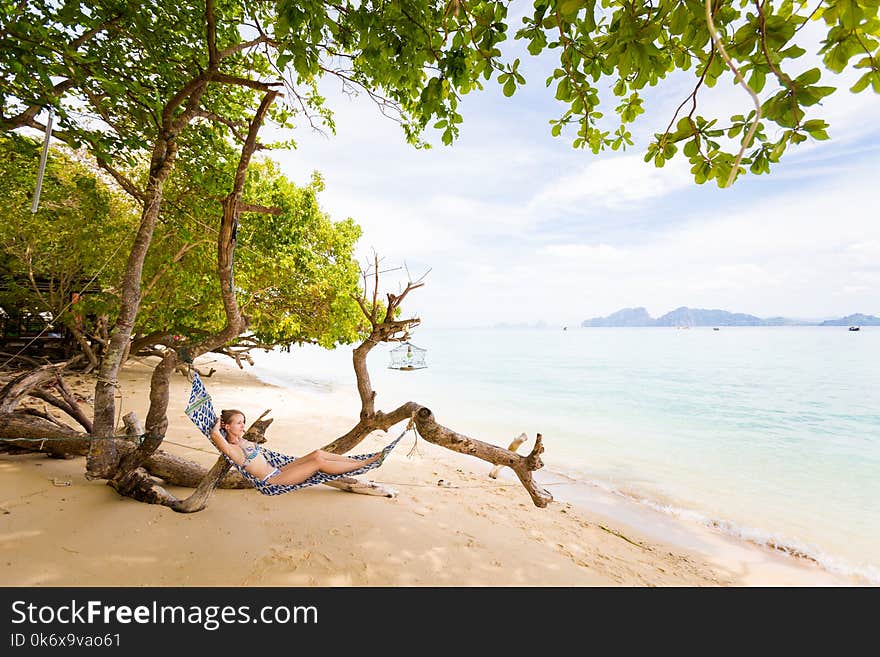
[321,452,373,463]
[300,449,375,464]
[269,451,382,486]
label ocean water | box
[248,326,880,582]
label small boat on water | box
[849,326,861,331]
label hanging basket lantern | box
[388,341,427,371]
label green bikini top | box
[240,439,261,467]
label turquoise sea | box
[249,326,880,582]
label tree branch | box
[218,35,273,60]
[206,0,219,69]
[0,14,122,131]
[160,74,210,130]
[207,72,283,92]
[96,160,146,203]
[705,0,761,186]
[0,79,76,130]
[321,402,552,508]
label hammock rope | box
[185,370,405,495]
[0,433,149,445]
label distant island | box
[581,307,880,327]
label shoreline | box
[0,356,866,586]
[531,472,865,586]
[529,467,877,586]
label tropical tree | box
[134,157,365,359]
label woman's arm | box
[209,419,242,464]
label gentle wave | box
[541,465,880,585]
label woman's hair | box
[220,409,245,425]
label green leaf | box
[794,68,821,85]
[748,68,766,93]
[559,0,583,20]
[555,77,571,101]
[850,71,873,93]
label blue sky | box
[268,23,880,328]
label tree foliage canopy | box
[0,134,136,327]
[0,134,363,354]
[0,0,875,388]
[273,0,879,186]
[3,1,878,193]
[138,154,364,350]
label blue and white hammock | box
[185,371,405,495]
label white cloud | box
[530,155,693,212]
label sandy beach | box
[0,356,864,587]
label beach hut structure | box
[0,275,101,360]
[388,341,427,371]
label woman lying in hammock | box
[210,409,384,486]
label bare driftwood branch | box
[122,411,144,437]
[14,407,69,430]
[489,433,528,479]
[0,359,80,414]
[0,352,44,368]
[0,414,90,458]
[52,375,93,432]
[27,388,92,433]
[327,260,552,507]
[414,410,550,508]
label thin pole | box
[30,106,54,213]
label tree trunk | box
[106,90,277,506]
[109,350,187,498]
[171,455,236,513]
[88,140,179,477]
[0,414,85,458]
